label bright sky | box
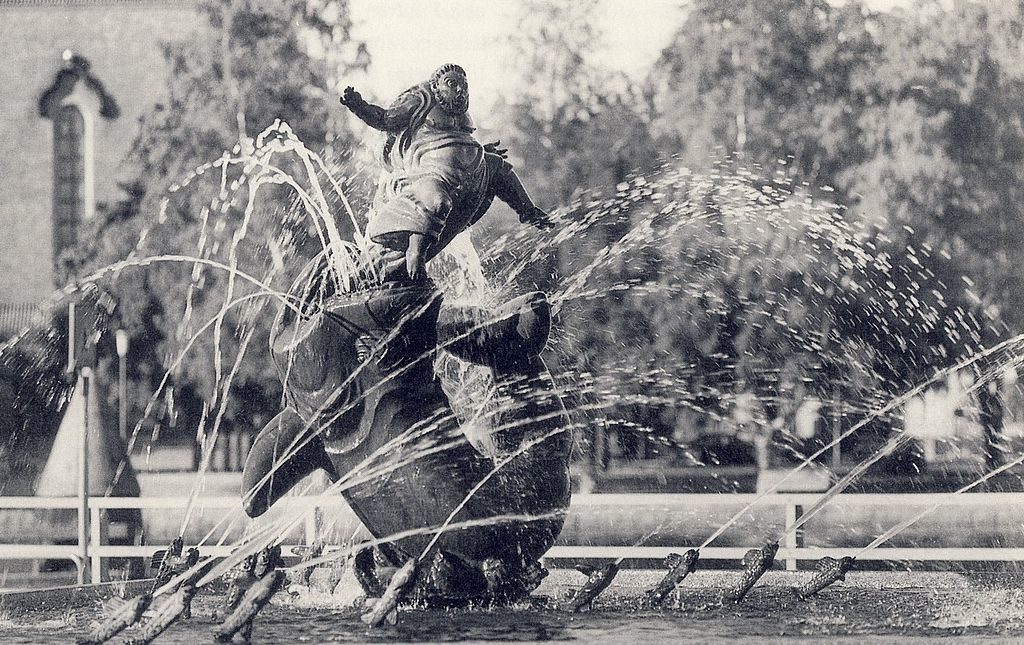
[347,0,685,111]
[347,1,915,112]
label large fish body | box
[643,549,700,606]
[361,559,418,627]
[721,542,778,604]
[76,593,151,645]
[121,584,195,645]
[214,570,286,642]
[794,556,856,599]
[561,562,619,612]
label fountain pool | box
[3,570,1024,643]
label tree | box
[73,0,368,457]
[492,1,657,208]
[647,0,879,186]
[480,0,662,465]
[835,0,1024,465]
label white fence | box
[1,493,1023,585]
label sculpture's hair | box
[431,63,466,81]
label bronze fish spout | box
[120,584,195,645]
[793,556,856,599]
[213,570,286,643]
[150,537,182,570]
[219,553,258,621]
[293,543,324,586]
[561,562,619,612]
[253,544,284,578]
[216,546,283,642]
[76,593,152,645]
[151,541,200,598]
[361,559,417,627]
[643,549,700,606]
[721,541,778,604]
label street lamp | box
[115,329,128,442]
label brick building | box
[0,0,201,336]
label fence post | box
[89,509,109,585]
[784,499,802,571]
[90,505,107,584]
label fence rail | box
[0,492,1021,584]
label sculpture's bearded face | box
[430,67,469,115]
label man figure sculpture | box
[340,63,551,281]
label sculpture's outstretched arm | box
[492,160,553,230]
[340,86,419,133]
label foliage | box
[838,0,1024,329]
[72,0,367,443]
[491,0,657,210]
[647,0,880,185]
[486,0,1014,469]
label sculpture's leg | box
[365,177,452,255]
[241,408,337,517]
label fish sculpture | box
[292,543,324,586]
[121,584,195,645]
[253,544,284,578]
[793,556,856,599]
[242,288,573,605]
[220,553,258,620]
[642,549,700,606]
[361,559,418,627]
[75,593,151,645]
[213,570,286,643]
[721,541,778,604]
[561,562,619,612]
[151,538,199,592]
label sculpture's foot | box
[481,559,549,605]
[423,554,549,606]
[482,558,506,600]
[354,549,550,607]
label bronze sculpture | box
[340,63,551,282]
[241,64,570,605]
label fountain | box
[5,59,1024,644]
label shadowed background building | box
[0,0,201,330]
[0,0,207,516]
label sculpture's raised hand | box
[520,206,554,231]
[340,86,365,110]
[483,140,508,158]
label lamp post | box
[115,330,128,442]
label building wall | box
[0,0,202,307]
